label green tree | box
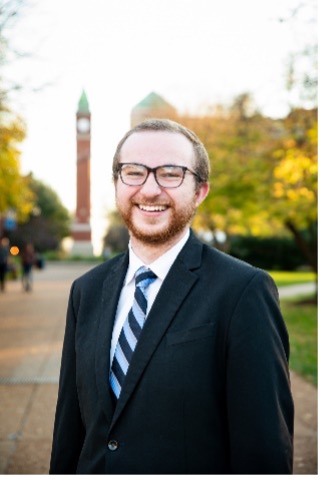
[103,210,129,255]
[9,176,71,252]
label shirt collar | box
[125,229,190,285]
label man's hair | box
[112,118,210,184]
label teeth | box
[139,205,166,212]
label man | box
[50,119,294,474]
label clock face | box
[77,117,90,133]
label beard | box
[117,196,198,246]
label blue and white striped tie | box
[110,266,157,399]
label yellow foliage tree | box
[0,113,35,225]
[271,108,317,272]
[180,95,282,236]
[178,99,317,273]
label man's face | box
[115,130,208,246]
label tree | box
[9,176,71,252]
[178,97,317,276]
[281,0,317,110]
[103,210,129,256]
[0,0,29,102]
[0,0,35,233]
[180,94,281,236]
[0,112,34,229]
[271,108,317,273]
[276,0,318,275]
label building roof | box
[132,91,174,111]
[78,90,90,113]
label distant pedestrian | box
[21,243,35,292]
[0,237,10,292]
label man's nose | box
[139,171,162,194]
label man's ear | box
[195,182,209,207]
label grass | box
[266,272,317,386]
[268,270,317,287]
[280,295,317,386]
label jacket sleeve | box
[226,270,294,474]
[49,282,85,474]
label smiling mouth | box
[138,204,168,212]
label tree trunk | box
[285,220,317,273]
[285,220,317,303]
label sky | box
[3,0,316,253]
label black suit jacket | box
[50,231,294,474]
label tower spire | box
[78,90,90,113]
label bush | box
[229,236,307,271]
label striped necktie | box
[110,266,157,399]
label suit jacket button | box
[108,439,119,451]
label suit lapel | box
[110,233,203,428]
[95,253,129,421]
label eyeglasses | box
[117,163,201,189]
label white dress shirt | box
[110,229,190,365]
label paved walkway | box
[0,263,317,474]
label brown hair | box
[112,118,210,184]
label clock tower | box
[71,90,93,256]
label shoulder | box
[73,252,128,289]
[184,231,274,289]
[203,243,257,275]
[185,231,260,274]
[67,253,128,310]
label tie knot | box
[135,266,157,289]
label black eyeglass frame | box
[117,162,202,189]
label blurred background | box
[0,0,317,474]
[0,0,317,266]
